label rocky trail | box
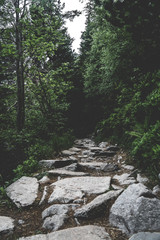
[1,138,160,240]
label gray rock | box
[113,173,136,185]
[79,162,104,170]
[90,147,103,152]
[129,232,160,240]
[6,176,39,207]
[18,225,111,240]
[68,147,81,152]
[137,173,149,184]
[62,150,77,156]
[122,164,134,171]
[99,142,109,148]
[49,176,111,204]
[65,163,78,171]
[100,163,119,172]
[0,216,15,234]
[74,190,122,219]
[39,176,50,184]
[81,150,95,157]
[39,159,77,168]
[42,204,79,231]
[109,183,160,236]
[18,219,25,225]
[69,156,77,161]
[111,184,124,190]
[48,169,89,177]
[153,185,160,195]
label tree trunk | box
[15,0,25,131]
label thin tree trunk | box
[15,0,25,131]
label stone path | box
[1,138,160,239]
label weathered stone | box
[0,216,15,234]
[111,184,124,190]
[109,183,160,236]
[49,186,84,204]
[74,190,122,219]
[90,147,103,152]
[48,169,89,177]
[39,176,50,184]
[42,204,79,231]
[100,163,119,172]
[122,164,134,171]
[129,232,160,240]
[18,225,111,240]
[68,147,81,152]
[81,150,95,157]
[6,176,39,207]
[69,156,77,161]
[153,185,160,195]
[65,163,78,171]
[137,173,149,184]
[62,150,77,156]
[18,219,25,225]
[49,176,111,204]
[99,142,109,148]
[39,159,77,168]
[113,173,136,185]
[79,162,104,170]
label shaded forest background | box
[0,0,160,184]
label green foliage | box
[13,157,38,179]
[0,0,76,183]
[79,0,160,180]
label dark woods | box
[0,0,160,183]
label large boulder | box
[6,176,39,207]
[18,225,111,240]
[74,190,122,219]
[109,183,160,236]
[49,176,111,204]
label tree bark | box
[15,0,25,131]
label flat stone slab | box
[113,173,136,185]
[0,216,15,234]
[62,150,77,156]
[49,176,111,204]
[6,176,39,207]
[18,225,111,240]
[39,159,77,168]
[48,169,89,177]
[68,147,81,152]
[79,162,105,170]
[129,232,160,240]
[109,183,160,236]
[74,190,122,219]
[42,204,79,231]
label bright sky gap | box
[61,0,87,52]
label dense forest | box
[0,0,160,184]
